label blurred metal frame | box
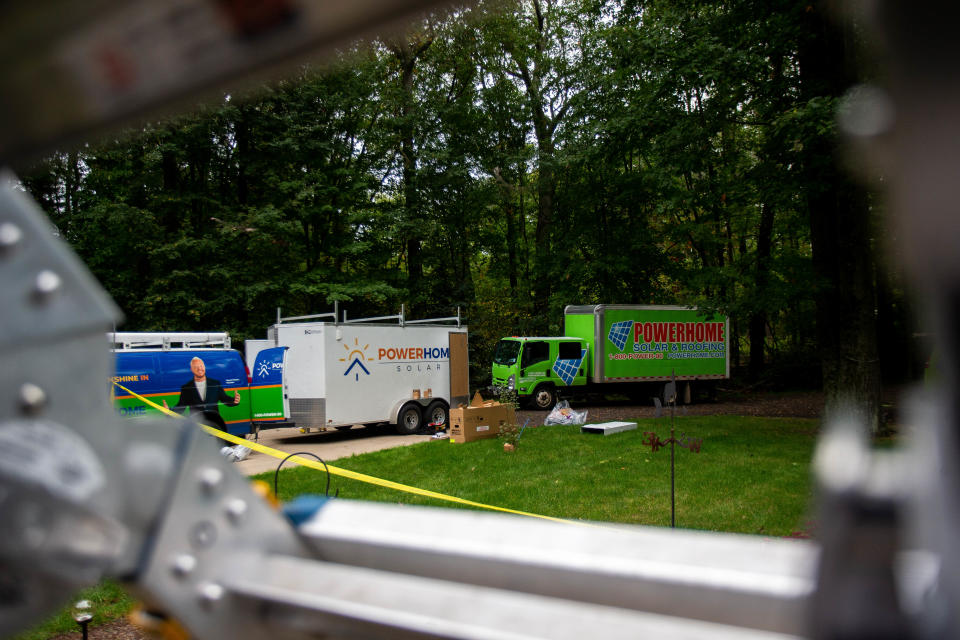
[2,1,960,638]
[0,0,458,166]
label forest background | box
[18,0,921,430]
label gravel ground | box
[44,386,910,640]
[518,387,827,424]
[517,385,910,427]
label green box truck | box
[491,305,729,409]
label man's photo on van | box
[163,356,241,443]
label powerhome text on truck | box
[492,305,729,409]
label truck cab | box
[491,337,589,409]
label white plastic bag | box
[220,444,251,462]
[543,399,588,425]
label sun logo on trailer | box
[339,337,371,381]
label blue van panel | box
[157,352,245,390]
[113,352,159,395]
[113,349,251,436]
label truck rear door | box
[249,346,291,427]
[449,331,469,408]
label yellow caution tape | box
[113,382,591,526]
[128,605,190,640]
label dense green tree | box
[19,0,896,409]
[476,0,595,318]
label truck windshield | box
[493,340,521,366]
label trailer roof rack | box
[276,302,462,328]
[107,332,232,350]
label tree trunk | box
[504,198,519,292]
[800,5,880,432]
[809,184,880,432]
[235,106,250,207]
[161,141,180,233]
[748,202,775,382]
[532,156,555,304]
[402,86,421,291]
[388,34,433,307]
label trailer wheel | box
[425,401,448,429]
[532,384,557,410]
[397,403,423,435]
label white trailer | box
[246,307,469,435]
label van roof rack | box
[108,332,231,350]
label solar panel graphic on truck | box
[552,349,588,385]
[607,320,633,351]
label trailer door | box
[449,331,469,408]
[250,346,290,425]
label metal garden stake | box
[646,371,703,528]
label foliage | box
[498,422,523,448]
[494,385,520,410]
[19,0,914,396]
[495,385,523,447]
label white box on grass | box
[580,421,637,435]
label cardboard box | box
[449,391,516,443]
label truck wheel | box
[532,384,557,410]
[425,401,448,429]
[396,403,423,435]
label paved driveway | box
[233,424,436,476]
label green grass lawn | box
[265,415,821,536]
[16,414,820,639]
